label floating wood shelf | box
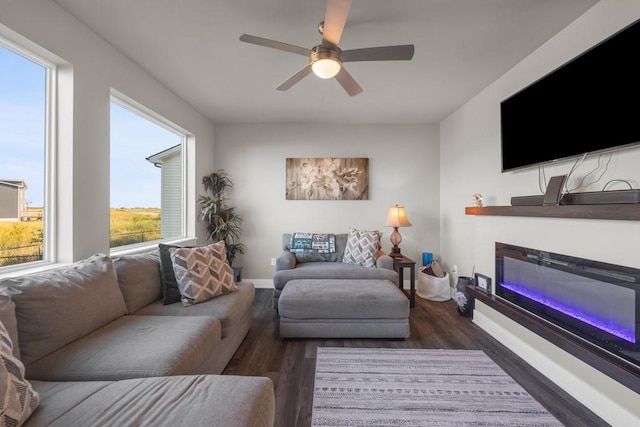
[465,205,640,221]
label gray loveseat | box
[272,232,399,309]
[0,250,274,427]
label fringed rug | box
[312,347,563,426]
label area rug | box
[312,347,563,426]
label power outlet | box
[270,258,276,266]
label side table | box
[392,256,416,308]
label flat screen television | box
[500,18,640,173]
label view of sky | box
[1,45,181,209]
[0,46,45,207]
[110,102,181,208]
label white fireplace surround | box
[469,215,639,426]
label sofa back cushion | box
[282,233,348,263]
[1,254,127,366]
[113,251,163,313]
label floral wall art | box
[286,158,369,200]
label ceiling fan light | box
[312,58,341,79]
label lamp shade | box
[384,205,412,228]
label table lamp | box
[384,204,412,258]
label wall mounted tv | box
[500,19,640,173]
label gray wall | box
[212,123,439,286]
[439,0,640,424]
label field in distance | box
[0,208,160,267]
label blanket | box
[290,233,336,253]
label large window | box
[110,96,185,249]
[0,42,53,269]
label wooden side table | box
[392,256,416,308]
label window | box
[110,96,185,249]
[0,42,53,270]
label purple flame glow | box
[501,282,636,343]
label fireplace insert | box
[495,242,640,371]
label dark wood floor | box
[223,289,610,427]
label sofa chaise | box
[0,249,275,427]
[273,231,399,309]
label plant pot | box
[232,266,242,283]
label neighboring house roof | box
[0,179,28,189]
[145,144,181,167]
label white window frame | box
[109,90,188,255]
[0,38,57,274]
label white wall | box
[0,0,215,261]
[213,123,439,285]
[440,0,640,424]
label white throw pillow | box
[169,242,238,306]
[0,321,40,427]
[342,227,382,267]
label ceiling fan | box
[239,0,415,96]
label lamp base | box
[389,246,403,259]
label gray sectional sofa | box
[0,250,275,427]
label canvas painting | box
[286,158,369,200]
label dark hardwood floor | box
[223,289,610,427]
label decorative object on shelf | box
[474,273,492,294]
[198,170,245,281]
[285,157,369,200]
[472,193,483,207]
[384,204,412,258]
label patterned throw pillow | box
[0,321,40,427]
[169,242,238,306]
[342,227,382,267]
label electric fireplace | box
[495,242,640,372]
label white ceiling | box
[53,0,598,125]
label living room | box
[1,0,639,426]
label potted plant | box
[198,170,245,281]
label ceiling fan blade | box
[239,34,310,57]
[334,67,363,96]
[342,45,415,62]
[321,0,352,48]
[276,65,313,91]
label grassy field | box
[0,207,161,267]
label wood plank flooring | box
[223,289,610,427]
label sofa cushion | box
[2,254,128,366]
[170,242,237,306]
[24,315,221,381]
[0,291,20,359]
[113,252,163,313]
[134,282,255,338]
[0,321,40,427]
[28,375,275,427]
[342,227,382,267]
[273,262,399,290]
